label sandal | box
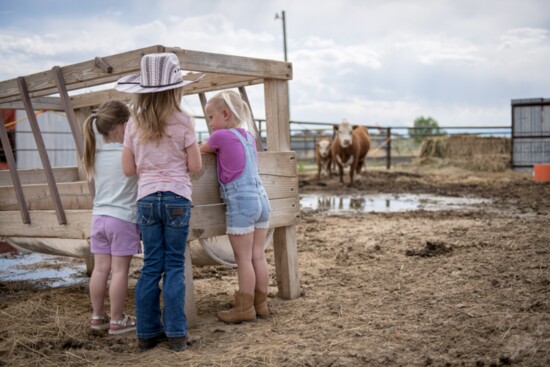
[90,314,110,330]
[109,314,136,335]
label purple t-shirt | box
[207,128,258,184]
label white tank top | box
[92,142,138,223]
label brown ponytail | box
[81,101,130,180]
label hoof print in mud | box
[405,241,453,257]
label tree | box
[408,116,445,144]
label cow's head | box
[317,139,331,158]
[334,119,354,148]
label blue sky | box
[1,0,549,130]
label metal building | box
[511,98,550,171]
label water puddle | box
[0,245,87,287]
[300,193,489,213]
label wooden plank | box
[0,113,30,223]
[52,66,84,158]
[0,181,93,210]
[0,46,291,104]
[239,86,264,151]
[187,77,263,97]
[0,153,298,210]
[71,89,132,110]
[0,97,63,110]
[17,77,66,225]
[0,45,165,103]
[0,167,79,186]
[168,48,292,80]
[0,197,300,240]
[69,75,262,110]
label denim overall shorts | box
[218,128,270,235]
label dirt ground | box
[1,163,549,366]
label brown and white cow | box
[316,137,332,181]
[331,119,371,186]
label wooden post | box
[264,79,300,300]
[386,127,391,170]
[17,77,66,225]
[0,113,30,223]
[198,93,212,134]
[238,86,264,151]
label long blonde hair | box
[206,90,253,129]
[131,87,183,143]
[82,100,130,180]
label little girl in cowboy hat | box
[117,52,202,352]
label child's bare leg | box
[109,255,133,320]
[252,228,269,292]
[89,254,111,316]
[228,233,255,294]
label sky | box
[1,0,549,131]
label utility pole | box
[275,10,288,62]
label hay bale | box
[418,135,511,172]
[419,137,447,158]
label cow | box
[316,137,333,181]
[330,119,371,186]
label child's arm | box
[199,142,214,153]
[121,147,137,176]
[186,141,202,173]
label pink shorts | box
[90,215,141,256]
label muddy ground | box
[0,164,549,366]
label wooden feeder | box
[0,45,301,326]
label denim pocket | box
[165,203,191,228]
[137,202,154,227]
[235,194,260,219]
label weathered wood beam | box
[168,48,292,80]
[17,77,66,225]
[0,45,165,103]
[239,86,264,151]
[0,46,291,104]
[0,97,63,110]
[0,167,79,186]
[52,66,84,158]
[0,152,297,211]
[0,113,30,223]
[0,197,300,240]
[69,74,262,109]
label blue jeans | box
[135,192,191,339]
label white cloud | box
[0,0,549,129]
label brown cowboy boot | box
[254,290,270,319]
[217,291,256,324]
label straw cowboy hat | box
[115,52,203,93]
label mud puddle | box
[300,193,489,213]
[0,244,87,287]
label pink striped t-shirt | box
[123,111,196,201]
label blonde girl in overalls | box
[200,90,271,323]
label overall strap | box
[228,128,258,177]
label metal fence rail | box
[1,116,512,170]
